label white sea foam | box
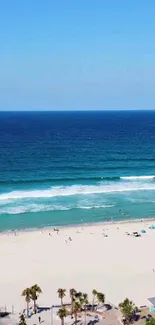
[0,203,114,214]
[0,181,155,202]
[127,198,155,204]
[120,175,155,180]
[78,205,114,209]
[0,204,70,214]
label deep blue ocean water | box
[1,110,155,231]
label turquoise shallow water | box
[1,110,155,231]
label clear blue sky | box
[0,0,155,110]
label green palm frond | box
[57,288,66,299]
[70,288,77,298]
[57,307,68,319]
[21,288,31,303]
[97,292,105,304]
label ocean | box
[0,110,155,231]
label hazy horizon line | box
[0,109,155,112]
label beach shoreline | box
[1,218,155,314]
[1,216,155,235]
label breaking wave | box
[0,204,114,214]
[120,175,155,180]
[0,180,155,201]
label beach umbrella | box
[150,225,155,229]
[141,229,146,233]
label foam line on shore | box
[1,216,155,236]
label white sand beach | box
[0,220,155,313]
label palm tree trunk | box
[61,298,63,306]
[75,312,77,324]
[84,308,86,325]
[92,296,94,311]
[27,301,29,317]
[61,317,64,325]
[34,300,36,314]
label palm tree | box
[78,293,88,309]
[19,314,27,325]
[82,293,88,306]
[72,301,81,323]
[119,298,135,324]
[57,307,68,325]
[75,291,83,301]
[83,293,88,300]
[21,288,31,317]
[96,292,105,305]
[81,293,89,325]
[30,284,42,314]
[92,289,97,310]
[70,289,77,313]
[57,289,66,306]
